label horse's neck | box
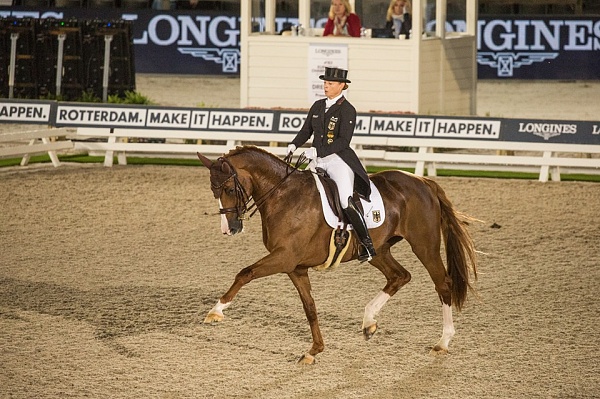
[249,164,290,194]
[233,154,289,195]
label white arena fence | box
[1,100,599,182]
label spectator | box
[385,0,412,38]
[323,0,362,38]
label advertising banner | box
[307,44,348,103]
[475,17,600,79]
[2,100,599,145]
[1,8,599,79]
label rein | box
[216,152,307,220]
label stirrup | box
[357,244,375,263]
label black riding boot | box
[343,197,376,262]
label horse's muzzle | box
[226,222,243,235]
[221,214,243,235]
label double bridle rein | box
[211,152,307,220]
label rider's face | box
[323,80,345,99]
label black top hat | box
[319,67,351,83]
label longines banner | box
[2,8,599,79]
[1,101,599,145]
[475,16,600,79]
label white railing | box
[74,127,600,182]
[0,128,73,167]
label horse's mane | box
[224,145,286,166]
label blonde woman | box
[385,0,412,38]
[323,0,362,37]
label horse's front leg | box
[288,268,323,365]
[204,252,294,323]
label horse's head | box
[197,152,252,236]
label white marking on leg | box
[218,200,230,235]
[436,303,455,350]
[362,291,390,329]
[209,300,231,318]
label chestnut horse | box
[197,146,478,364]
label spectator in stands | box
[385,0,412,38]
[323,0,362,37]
[286,67,375,262]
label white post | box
[43,136,61,167]
[410,0,422,112]
[20,139,34,166]
[539,151,553,182]
[265,0,276,34]
[8,33,19,99]
[298,0,310,30]
[436,0,446,39]
[102,35,113,102]
[467,0,478,115]
[55,33,66,98]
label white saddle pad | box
[312,173,385,230]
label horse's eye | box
[226,187,235,195]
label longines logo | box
[477,18,600,77]
[518,122,577,140]
[178,48,240,73]
[315,49,342,56]
[477,52,559,77]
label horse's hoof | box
[429,345,449,356]
[203,312,224,324]
[297,353,316,365]
[363,323,378,340]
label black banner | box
[476,16,600,79]
[2,9,600,78]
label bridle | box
[211,153,307,220]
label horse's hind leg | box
[410,242,455,354]
[362,247,411,340]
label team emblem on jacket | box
[328,116,338,131]
[327,117,338,144]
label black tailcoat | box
[291,96,371,200]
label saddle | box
[315,167,365,218]
[313,168,363,271]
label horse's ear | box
[221,161,231,174]
[197,152,213,169]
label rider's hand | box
[287,144,296,155]
[304,147,317,160]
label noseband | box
[210,158,251,220]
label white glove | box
[304,147,317,160]
[287,144,296,154]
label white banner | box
[307,44,348,103]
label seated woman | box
[385,0,412,39]
[323,0,362,38]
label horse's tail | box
[427,179,479,311]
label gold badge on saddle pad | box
[372,210,382,223]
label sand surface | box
[1,77,599,398]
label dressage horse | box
[197,146,478,364]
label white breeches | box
[316,153,354,208]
